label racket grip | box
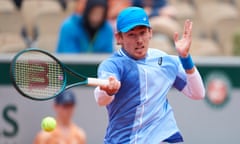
[87,78,109,86]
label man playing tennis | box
[94,7,205,144]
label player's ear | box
[115,32,123,45]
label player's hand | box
[100,76,121,96]
[173,19,192,57]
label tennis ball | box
[41,116,56,132]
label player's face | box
[116,26,152,59]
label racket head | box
[10,48,66,100]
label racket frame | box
[10,48,108,101]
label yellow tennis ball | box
[41,116,56,132]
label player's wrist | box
[179,54,194,70]
[99,87,115,96]
[106,91,116,96]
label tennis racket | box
[10,48,108,100]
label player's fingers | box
[116,80,121,89]
[103,77,119,95]
[173,32,179,43]
[112,79,120,90]
[108,76,117,90]
[99,85,108,91]
[183,20,189,38]
[185,20,193,38]
[188,21,193,39]
[112,80,121,91]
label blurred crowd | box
[0,0,239,56]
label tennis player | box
[94,7,205,144]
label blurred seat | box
[194,1,239,38]
[21,0,64,52]
[232,28,240,56]
[21,0,63,38]
[149,34,176,55]
[150,16,181,39]
[66,0,86,14]
[213,19,240,56]
[36,12,67,52]
[192,0,239,56]
[224,0,240,15]
[0,33,25,53]
[190,37,221,56]
[169,0,195,21]
[235,0,240,11]
[0,0,16,14]
[0,10,25,53]
[66,0,77,14]
[22,0,62,16]
[0,11,23,33]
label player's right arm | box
[94,76,120,106]
[94,60,121,106]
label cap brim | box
[120,23,151,33]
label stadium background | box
[0,0,240,144]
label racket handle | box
[87,78,109,86]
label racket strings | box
[47,61,64,90]
[13,53,65,99]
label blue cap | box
[55,90,76,105]
[117,7,151,33]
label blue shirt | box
[56,14,114,53]
[98,48,186,143]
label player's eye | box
[140,30,146,36]
[127,33,136,38]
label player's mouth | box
[135,46,145,51]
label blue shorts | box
[162,132,184,143]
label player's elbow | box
[190,87,206,100]
[94,87,114,106]
[96,97,113,106]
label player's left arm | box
[173,19,205,100]
[181,67,205,100]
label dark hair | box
[82,0,108,40]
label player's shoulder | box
[148,48,180,63]
[99,51,135,72]
[148,48,168,56]
[101,50,128,63]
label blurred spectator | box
[106,0,180,40]
[14,0,68,11]
[21,25,39,48]
[33,90,86,144]
[107,0,131,31]
[56,0,114,53]
[132,0,177,18]
[132,0,180,39]
[12,0,23,10]
[57,0,67,11]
